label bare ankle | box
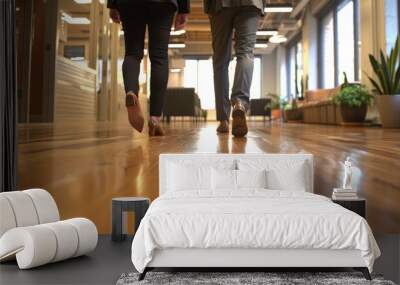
[150,116,161,123]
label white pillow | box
[266,163,307,191]
[238,159,309,192]
[167,163,212,191]
[211,168,237,190]
[236,169,267,189]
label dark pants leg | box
[209,9,234,121]
[118,3,175,116]
[118,4,146,95]
[231,7,260,106]
[209,7,260,120]
[147,4,175,116]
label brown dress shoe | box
[231,99,248,137]
[126,92,144,132]
[216,120,229,133]
[148,119,165,136]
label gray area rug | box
[116,272,396,285]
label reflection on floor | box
[18,121,400,234]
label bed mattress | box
[131,190,380,273]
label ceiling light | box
[170,68,182,73]
[168,43,186,49]
[269,35,287,44]
[73,0,92,4]
[255,43,268,49]
[170,30,186,36]
[264,4,293,13]
[256,30,278,36]
[62,12,90,25]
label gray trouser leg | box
[231,7,260,107]
[209,10,234,121]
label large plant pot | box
[284,109,303,121]
[271,109,281,120]
[340,105,367,123]
[376,95,400,128]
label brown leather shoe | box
[126,92,144,132]
[216,120,229,133]
[231,99,248,137]
[148,119,165,136]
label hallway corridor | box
[17,121,400,234]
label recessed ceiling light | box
[170,68,182,73]
[255,43,269,49]
[269,35,287,44]
[168,43,186,49]
[62,12,90,25]
[256,30,278,36]
[264,4,293,13]
[170,30,186,36]
[74,0,92,4]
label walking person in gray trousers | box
[204,0,265,137]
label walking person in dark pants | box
[108,0,189,136]
[204,0,265,137]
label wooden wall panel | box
[54,56,97,123]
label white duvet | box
[131,190,380,273]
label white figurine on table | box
[342,157,353,190]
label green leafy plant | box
[368,36,400,95]
[333,85,372,108]
[280,99,289,110]
[341,72,350,90]
[265,93,281,110]
[284,99,298,110]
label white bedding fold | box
[131,190,380,273]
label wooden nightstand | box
[332,198,366,218]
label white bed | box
[131,154,380,280]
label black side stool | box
[332,198,366,218]
[112,197,150,242]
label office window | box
[337,0,355,83]
[287,38,303,99]
[183,57,261,110]
[319,0,359,88]
[385,0,399,53]
[321,12,335,88]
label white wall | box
[261,52,277,97]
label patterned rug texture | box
[116,271,396,285]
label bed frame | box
[140,248,371,280]
[138,154,372,281]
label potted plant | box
[266,93,281,120]
[333,74,372,123]
[368,36,400,128]
[284,99,303,122]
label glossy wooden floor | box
[18,120,400,234]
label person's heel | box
[126,92,144,132]
[231,100,248,137]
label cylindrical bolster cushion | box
[63,218,98,257]
[0,192,39,227]
[0,226,57,269]
[42,221,79,262]
[0,196,17,237]
[23,189,60,224]
[0,219,97,269]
